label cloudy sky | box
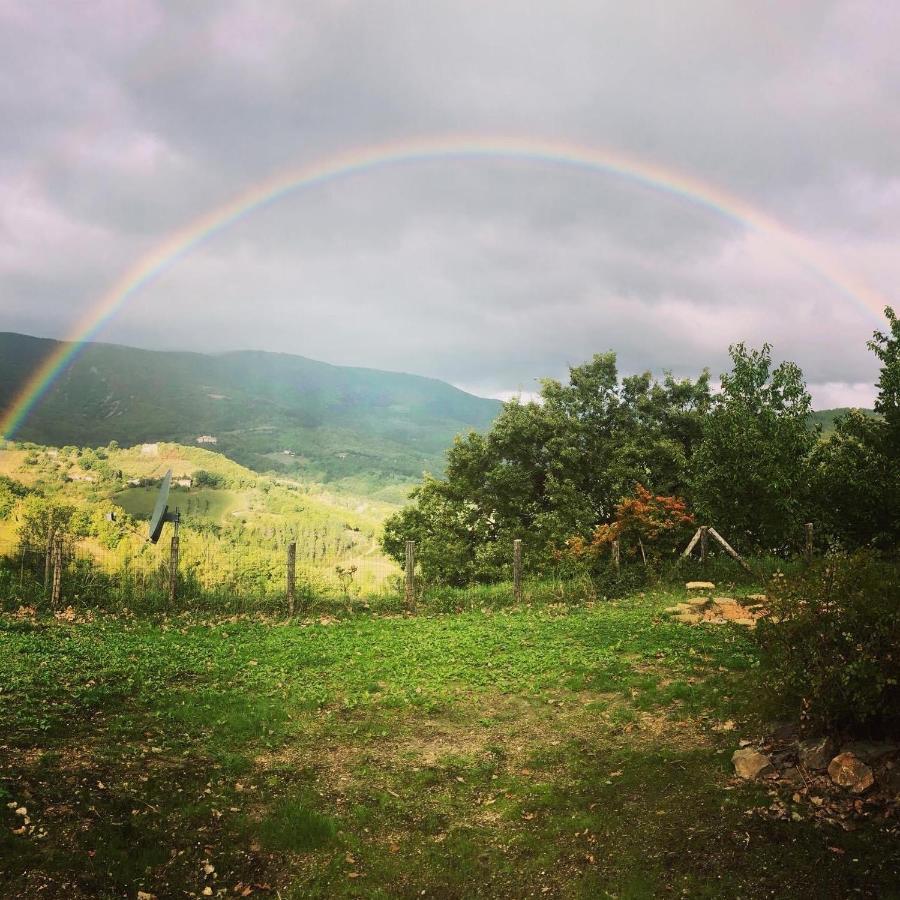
[2,1,897,407]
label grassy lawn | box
[1,590,897,898]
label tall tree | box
[690,344,815,553]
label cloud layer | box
[2,0,897,407]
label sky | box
[1,1,898,408]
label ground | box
[1,589,898,899]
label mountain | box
[0,332,501,497]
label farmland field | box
[2,589,897,899]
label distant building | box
[196,435,218,445]
[174,477,192,488]
[141,443,159,456]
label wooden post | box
[405,540,416,611]
[707,527,753,574]
[44,528,55,599]
[287,541,297,615]
[804,522,813,564]
[513,539,523,603]
[700,526,708,565]
[611,540,620,573]
[50,534,62,608]
[168,532,179,604]
[681,527,703,559]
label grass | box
[1,588,897,898]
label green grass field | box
[112,485,242,522]
[2,589,897,898]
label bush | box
[756,554,900,735]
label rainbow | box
[1,134,890,439]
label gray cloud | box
[1,0,896,409]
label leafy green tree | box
[382,354,711,583]
[17,496,76,550]
[812,307,900,549]
[690,344,815,553]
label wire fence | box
[0,527,778,619]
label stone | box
[746,593,767,603]
[732,748,775,779]
[673,612,702,625]
[686,597,712,609]
[799,736,836,772]
[663,605,684,614]
[769,721,799,743]
[686,581,715,590]
[733,618,756,628]
[828,752,874,793]
[713,596,737,605]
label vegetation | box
[384,311,898,583]
[2,590,898,898]
[757,555,900,735]
[0,331,501,492]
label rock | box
[686,597,712,609]
[732,748,775,779]
[799,736,836,771]
[746,593,767,603]
[663,605,684,614]
[713,596,737,605]
[686,581,715,590]
[673,612,702,625]
[828,752,874,793]
[733,618,756,628]
[840,741,898,764]
[137,893,157,900]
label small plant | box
[756,553,900,735]
[335,564,358,600]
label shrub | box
[756,554,900,735]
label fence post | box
[44,529,55,599]
[286,541,297,616]
[50,534,62,608]
[405,541,416,611]
[700,526,709,565]
[611,540,620,573]
[804,522,813,564]
[168,532,179,604]
[513,539,523,603]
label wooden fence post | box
[804,522,814,564]
[50,533,62,608]
[513,539,523,603]
[405,541,416,611]
[611,540,620,573]
[707,527,753,575]
[168,532,179,604]
[287,541,297,615]
[700,526,708,565]
[44,529,55,599]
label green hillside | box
[0,332,501,495]
[809,406,876,435]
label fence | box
[0,521,814,617]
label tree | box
[382,353,711,583]
[812,307,900,550]
[690,344,815,553]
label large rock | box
[827,752,874,793]
[799,736,836,772]
[686,597,712,609]
[732,748,775,779]
[686,581,715,591]
[673,611,703,625]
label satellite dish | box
[148,469,179,543]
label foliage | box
[383,355,711,583]
[812,307,900,551]
[560,484,694,565]
[756,554,900,735]
[690,343,815,554]
[16,495,76,549]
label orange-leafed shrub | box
[562,484,694,562]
